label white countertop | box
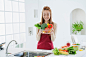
[0,48,86,57]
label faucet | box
[6,40,18,54]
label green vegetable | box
[68,50,76,55]
[52,48,61,55]
[67,46,74,51]
[34,23,41,29]
[67,46,77,55]
[76,43,80,45]
[41,23,48,30]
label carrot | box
[72,44,76,45]
[62,50,68,52]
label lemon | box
[79,49,83,51]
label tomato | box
[44,28,49,33]
[62,50,68,52]
[62,46,67,48]
[62,46,64,48]
[45,27,49,30]
[67,43,70,47]
[64,46,67,47]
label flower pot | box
[77,31,81,35]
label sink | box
[12,50,52,57]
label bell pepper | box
[48,24,53,29]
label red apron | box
[37,33,54,50]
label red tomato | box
[67,43,70,47]
[45,28,49,33]
[62,50,68,52]
[64,46,67,47]
[45,28,49,30]
[62,46,65,48]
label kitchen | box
[0,0,86,57]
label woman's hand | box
[42,28,54,35]
[38,29,42,35]
[49,28,54,35]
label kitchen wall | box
[25,0,39,49]
[25,0,86,49]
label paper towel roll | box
[71,35,78,44]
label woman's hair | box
[37,6,54,34]
[40,6,54,25]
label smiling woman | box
[36,6,57,50]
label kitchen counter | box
[0,48,86,57]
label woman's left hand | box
[50,28,54,35]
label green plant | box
[72,20,84,34]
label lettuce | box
[34,23,41,29]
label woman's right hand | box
[39,29,42,34]
[39,29,46,34]
[38,29,42,35]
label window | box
[0,0,26,48]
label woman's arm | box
[51,23,57,42]
[36,27,41,41]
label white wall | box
[25,0,39,49]
[25,0,86,49]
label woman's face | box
[43,10,50,21]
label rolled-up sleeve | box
[51,23,57,42]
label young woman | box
[36,6,57,50]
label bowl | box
[41,28,52,34]
[72,45,80,51]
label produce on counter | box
[62,45,67,48]
[59,51,69,55]
[73,46,79,51]
[72,43,80,51]
[52,48,61,55]
[66,42,70,47]
[79,49,83,51]
[52,47,69,55]
[52,46,77,55]
[67,46,76,54]
[72,43,80,45]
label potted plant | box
[72,20,84,35]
